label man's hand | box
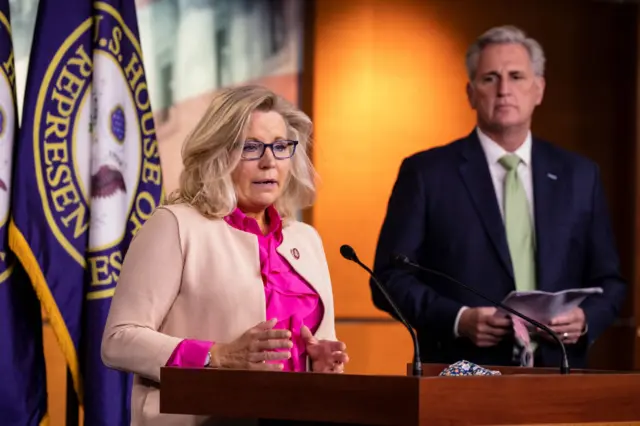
[458,307,512,347]
[539,307,586,345]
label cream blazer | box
[101,203,337,426]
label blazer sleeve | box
[579,165,627,345]
[101,207,185,383]
[372,157,464,339]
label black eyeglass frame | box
[240,140,299,160]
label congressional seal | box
[34,2,162,299]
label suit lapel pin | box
[547,173,558,180]
[291,248,300,259]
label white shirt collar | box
[476,127,532,166]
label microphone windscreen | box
[340,244,357,261]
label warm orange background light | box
[313,0,475,320]
[312,0,476,375]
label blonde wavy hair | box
[166,85,316,220]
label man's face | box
[467,43,545,133]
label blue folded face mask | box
[439,360,502,376]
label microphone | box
[339,245,422,377]
[393,254,570,375]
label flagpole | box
[66,369,79,426]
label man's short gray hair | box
[465,25,546,80]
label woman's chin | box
[240,197,278,213]
[250,193,280,207]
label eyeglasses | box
[241,140,298,160]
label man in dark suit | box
[371,25,626,368]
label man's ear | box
[466,82,476,109]
[535,76,546,105]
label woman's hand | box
[300,325,349,373]
[209,318,292,370]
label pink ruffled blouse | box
[165,206,324,372]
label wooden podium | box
[160,363,640,425]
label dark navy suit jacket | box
[371,131,627,368]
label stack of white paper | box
[496,287,603,323]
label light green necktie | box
[499,154,536,292]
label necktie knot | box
[499,154,521,171]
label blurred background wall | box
[8,0,640,424]
[135,0,305,194]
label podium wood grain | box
[160,366,640,425]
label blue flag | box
[9,1,163,425]
[0,1,48,425]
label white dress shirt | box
[452,127,535,337]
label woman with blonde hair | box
[101,85,348,426]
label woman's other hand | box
[300,325,349,373]
[209,318,292,370]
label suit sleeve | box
[101,208,184,383]
[372,157,464,339]
[579,165,627,345]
